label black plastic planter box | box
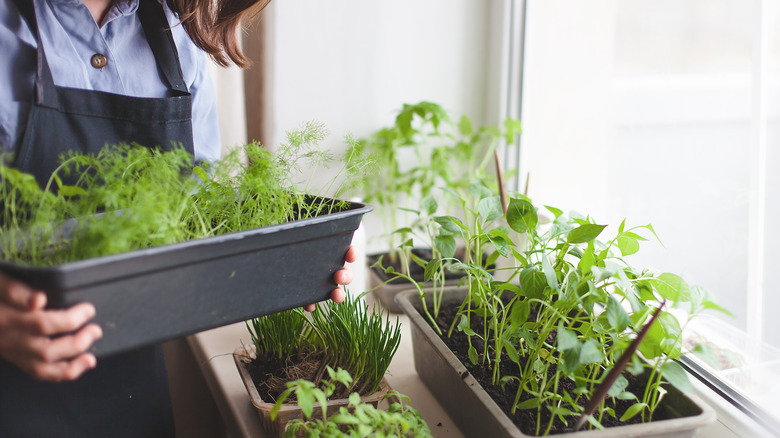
[0,199,372,358]
[396,287,717,438]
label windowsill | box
[691,376,774,438]
[186,301,774,438]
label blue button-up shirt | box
[0,0,221,162]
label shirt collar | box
[104,0,139,23]
[46,0,139,23]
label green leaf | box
[468,181,493,201]
[468,346,478,365]
[296,385,316,419]
[478,196,503,223]
[329,414,361,425]
[506,198,538,233]
[567,224,607,244]
[487,230,510,257]
[503,339,520,363]
[58,185,87,197]
[616,234,640,256]
[578,245,596,274]
[627,356,645,376]
[504,118,522,143]
[421,195,438,216]
[607,375,629,397]
[606,296,631,333]
[544,205,563,219]
[424,258,442,282]
[192,165,209,181]
[516,398,540,410]
[510,300,530,326]
[458,115,473,135]
[519,268,547,299]
[662,361,694,393]
[434,216,466,236]
[620,403,648,422]
[579,339,605,365]
[434,235,456,259]
[348,392,361,406]
[541,255,559,291]
[655,272,690,304]
[557,324,579,351]
[457,315,476,336]
[638,321,665,359]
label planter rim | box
[395,287,718,437]
[3,197,372,272]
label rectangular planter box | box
[234,347,391,438]
[396,287,717,438]
[0,199,371,358]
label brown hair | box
[166,0,272,68]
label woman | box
[0,0,355,435]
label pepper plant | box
[389,181,730,434]
[350,101,520,267]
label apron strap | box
[10,0,59,106]
[137,0,189,95]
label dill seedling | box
[0,120,368,267]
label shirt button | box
[90,53,107,69]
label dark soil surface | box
[430,302,677,435]
[246,351,357,403]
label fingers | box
[22,352,98,382]
[302,245,360,312]
[344,245,359,264]
[0,275,39,311]
[330,287,346,304]
[333,266,353,286]
[18,303,96,336]
[0,277,101,381]
[303,287,347,312]
[27,323,102,363]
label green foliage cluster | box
[348,101,520,261]
[386,178,730,434]
[246,292,401,397]
[272,367,433,438]
[0,121,358,266]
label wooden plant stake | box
[494,149,508,215]
[572,300,667,432]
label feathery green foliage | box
[0,121,361,266]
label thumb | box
[0,274,43,311]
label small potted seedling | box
[234,292,401,437]
[270,366,433,438]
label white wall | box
[262,0,494,159]
[256,0,500,275]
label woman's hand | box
[0,274,102,381]
[303,245,358,312]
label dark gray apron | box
[1,0,195,435]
